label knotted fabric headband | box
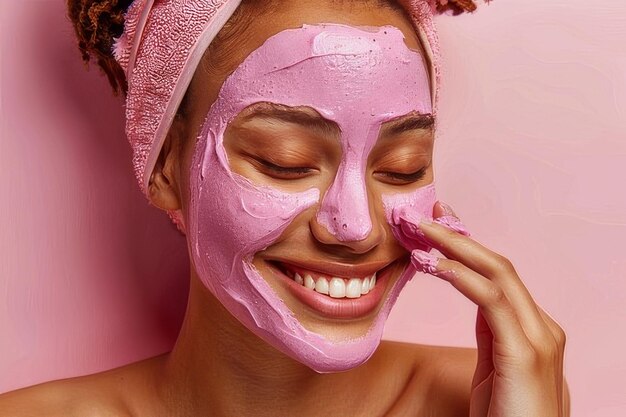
[112,0,443,233]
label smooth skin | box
[0,0,569,416]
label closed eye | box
[374,166,427,184]
[256,158,314,178]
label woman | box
[0,0,569,415]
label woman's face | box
[172,1,435,372]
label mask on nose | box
[187,24,436,373]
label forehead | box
[215,24,432,126]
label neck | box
[157,272,364,417]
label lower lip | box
[267,262,395,320]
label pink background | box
[1,1,624,415]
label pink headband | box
[112,0,443,232]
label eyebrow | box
[240,104,434,137]
[382,113,435,136]
[241,105,340,137]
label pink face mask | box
[187,23,436,373]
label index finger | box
[418,219,507,279]
[418,219,550,342]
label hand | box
[395,201,569,417]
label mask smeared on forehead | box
[187,23,436,373]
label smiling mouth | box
[269,260,394,300]
[269,260,398,299]
[265,258,403,319]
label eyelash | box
[259,159,313,176]
[256,156,427,185]
[377,166,427,184]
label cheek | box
[187,129,320,286]
[381,181,437,251]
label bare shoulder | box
[378,340,477,416]
[0,354,166,417]
[0,377,131,417]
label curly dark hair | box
[66,0,479,97]
[67,0,133,95]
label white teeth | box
[346,278,362,298]
[361,277,370,295]
[292,269,380,298]
[315,277,330,294]
[369,273,377,291]
[304,274,315,290]
[329,277,346,298]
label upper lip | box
[267,258,395,279]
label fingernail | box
[439,201,457,217]
[411,249,439,274]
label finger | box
[434,215,472,236]
[536,307,567,415]
[411,249,532,350]
[472,308,495,389]
[418,219,510,279]
[432,201,472,236]
[391,201,470,253]
[418,219,550,343]
[537,305,567,350]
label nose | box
[311,164,385,253]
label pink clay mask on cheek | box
[187,24,436,373]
